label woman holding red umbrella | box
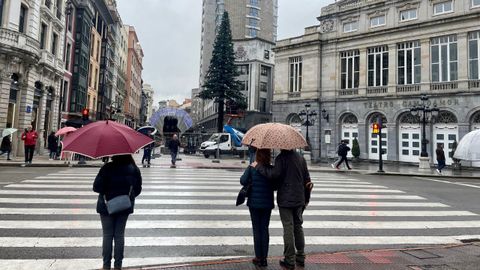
[93,154,142,270]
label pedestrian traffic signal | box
[372,123,380,134]
[82,108,89,120]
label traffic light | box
[82,108,89,121]
[372,122,380,134]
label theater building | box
[273,0,480,165]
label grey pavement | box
[1,149,480,179]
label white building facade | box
[273,0,480,164]
[0,0,66,157]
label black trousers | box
[142,148,152,164]
[335,155,351,169]
[24,145,35,163]
[100,214,129,269]
[249,208,272,259]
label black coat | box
[47,134,58,151]
[168,139,180,153]
[256,150,311,208]
[93,162,142,215]
[240,166,274,209]
[1,136,11,152]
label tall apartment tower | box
[198,0,278,132]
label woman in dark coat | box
[0,135,12,160]
[240,149,274,267]
[47,131,58,160]
[93,155,142,270]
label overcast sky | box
[117,0,334,106]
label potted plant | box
[351,137,360,161]
[449,140,461,170]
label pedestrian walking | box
[331,140,351,170]
[93,154,142,270]
[248,145,257,164]
[241,149,274,267]
[47,131,58,160]
[141,131,154,168]
[436,143,446,175]
[254,149,312,270]
[21,126,38,165]
[0,135,12,160]
[167,134,180,168]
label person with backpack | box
[331,140,351,170]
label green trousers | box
[279,206,305,265]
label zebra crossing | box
[1,167,480,270]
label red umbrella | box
[55,127,77,136]
[61,120,154,159]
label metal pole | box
[421,109,428,157]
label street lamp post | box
[410,95,439,169]
[298,103,317,150]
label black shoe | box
[261,259,268,267]
[252,257,261,266]
[279,259,295,269]
[295,259,305,267]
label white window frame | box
[400,9,417,21]
[289,56,302,92]
[431,35,458,82]
[343,21,358,33]
[473,0,480,8]
[433,1,453,15]
[370,15,386,28]
[340,50,360,89]
[469,31,480,80]
[398,41,421,85]
[367,46,388,87]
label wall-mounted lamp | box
[321,109,329,123]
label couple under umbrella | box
[240,123,314,269]
[61,120,152,270]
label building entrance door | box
[341,125,358,158]
[433,125,458,165]
[399,126,421,162]
[368,113,387,161]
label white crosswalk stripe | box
[1,167,479,270]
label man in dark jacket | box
[0,135,12,160]
[47,131,58,160]
[436,143,446,175]
[332,140,351,170]
[254,149,311,269]
[168,134,180,167]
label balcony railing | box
[430,82,458,91]
[396,84,421,93]
[366,86,388,95]
[0,28,39,56]
[469,80,480,89]
[339,88,359,96]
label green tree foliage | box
[199,11,247,132]
[351,137,360,158]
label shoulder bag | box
[236,167,252,206]
[104,186,133,215]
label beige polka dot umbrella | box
[241,123,308,150]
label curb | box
[122,243,474,270]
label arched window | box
[342,114,358,124]
[287,113,302,125]
[471,111,480,124]
[369,112,387,124]
[399,112,420,124]
[436,111,457,124]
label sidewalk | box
[123,242,480,270]
[2,151,480,179]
